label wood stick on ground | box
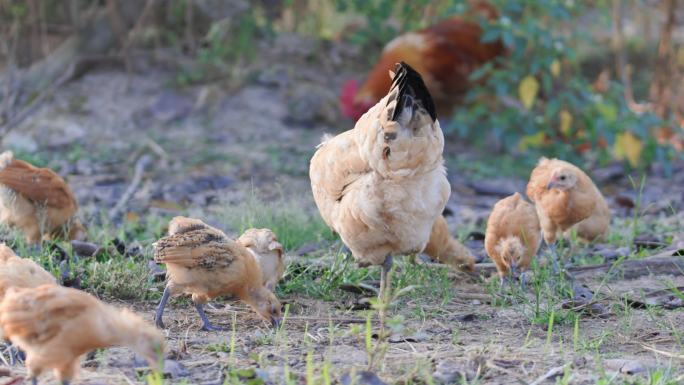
[109,154,154,221]
[529,365,567,385]
[641,344,684,360]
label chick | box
[0,284,164,385]
[0,243,57,365]
[423,216,476,272]
[153,217,282,331]
[0,243,57,300]
[237,228,285,291]
[0,151,85,244]
[526,158,610,272]
[485,193,541,287]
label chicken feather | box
[237,228,284,291]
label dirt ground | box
[2,36,684,384]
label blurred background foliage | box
[0,0,682,172]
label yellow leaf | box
[518,131,546,152]
[518,75,539,110]
[614,131,642,167]
[550,60,561,77]
[559,110,572,137]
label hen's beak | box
[271,316,282,329]
[547,179,558,190]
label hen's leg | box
[194,302,225,331]
[548,242,560,274]
[155,286,171,329]
[8,345,17,366]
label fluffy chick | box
[0,284,164,385]
[423,216,475,272]
[485,193,541,285]
[0,243,57,301]
[237,228,284,291]
[0,151,85,244]
[153,217,281,331]
[0,243,57,365]
[526,158,610,271]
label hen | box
[0,151,85,244]
[423,215,475,272]
[311,62,449,296]
[0,243,57,365]
[153,217,281,331]
[237,228,285,291]
[340,1,505,120]
[526,158,610,272]
[485,193,541,286]
[0,284,164,385]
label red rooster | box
[340,1,504,120]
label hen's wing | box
[0,157,76,209]
[153,229,241,269]
[309,130,371,228]
[0,285,93,345]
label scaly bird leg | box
[8,345,17,366]
[62,381,70,385]
[31,378,38,385]
[548,242,560,274]
[155,286,172,329]
[520,271,528,291]
[194,302,225,331]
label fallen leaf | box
[559,110,572,137]
[550,59,561,77]
[518,131,546,151]
[614,131,642,167]
[518,75,539,110]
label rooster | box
[340,1,504,121]
[311,62,449,298]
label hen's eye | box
[560,175,566,181]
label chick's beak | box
[547,178,558,190]
[510,262,519,276]
[271,316,282,329]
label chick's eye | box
[560,175,566,180]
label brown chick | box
[237,228,285,291]
[526,157,610,272]
[0,151,85,244]
[153,217,282,331]
[310,62,449,297]
[485,193,541,286]
[423,216,475,272]
[0,243,57,365]
[0,243,57,301]
[0,284,164,385]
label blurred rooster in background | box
[340,1,505,121]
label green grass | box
[220,191,336,252]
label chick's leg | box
[155,286,172,329]
[519,272,528,291]
[548,242,560,274]
[194,302,225,331]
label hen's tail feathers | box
[498,237,525,261]
[387,62,436,123]
[0,151,14,171]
